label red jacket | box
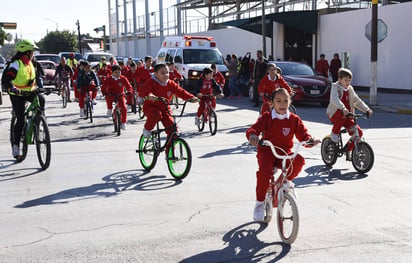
[97,68,112,83]
[136,66,154,87]
[258,74,292,102]
[102,75,133,96]
[213,71,225,87]
[316,59,329,78]
[169,69,183,83]
[246,111,311,154]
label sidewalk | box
[357,91,412,115]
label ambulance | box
[155,35,229,92]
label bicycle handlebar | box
[11,87,49,96]
[145,96,197,117]
[260,140,312,160]
[346,111,370,119]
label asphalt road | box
[0,91,411,263]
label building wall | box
[319,2,412,91]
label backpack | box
[1,61,12,92]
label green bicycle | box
[10,89,51,170]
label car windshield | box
[183,49,224,64]
[0,56,4,63]
[87,54,109,62]
[277,63,315,76]
[35,55,60,64]
[61,53,83,61]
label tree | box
[37,30,77,53]
[0,27,6,46]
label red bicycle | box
[197,94,221,136]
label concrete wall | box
[319,2,412,91]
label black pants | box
[252,81,260,105]
[10,93,45,145]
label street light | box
[43,18,58,31]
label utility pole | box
[370,0,378,105]
[76,20,82,55]
[261,0,266,58]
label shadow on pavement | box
[0,164,44,182]
[14,169,182,208]
[180,222,290,263]
[198,142,255,158]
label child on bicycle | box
[326,68,373,158]
[258,63,292,114]
[246,88,320,222]
[102,65,133,130]
[77,61,99,117]
[139,63,197,138]
[194,67,223,126]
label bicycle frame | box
[334,112,367,156]
[200,94,215,122]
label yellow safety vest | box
[11,60,36,94]
[67,58,78,69]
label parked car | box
[38,60,56,86]
[35,54,60,65]
[58,52,83,61]
[84,52,113,70]
[268,61,331,106]
[0,55,6,73]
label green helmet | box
[16,39,39,52]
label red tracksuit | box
[169,69,183,83]
[246,111,312,202]
[213,71,225,87]
[195,78,222,118]
[140,77,194,136]
[124,69,139,105]
[102,75,133,123]
[97,67,112,88]
[136,65,153,94]
[258,74,292,114]
[72,68,80,99]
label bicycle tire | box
[10,115,28,162]
[138,134,158,171]
[35,115,51,170]
[277,191,299,244]
[321,137,338,166]
[264,190,274,223]
[209,109,217,136]
[352,141,374,174]
[62,85,68,108]
[112,110,119,134]
[116,109,121,136]
[138,104,145,119]
[167,137,192,180]
[87,101,93,123]
[198,113,205,132]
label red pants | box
[330,110,363,151]
[79,86,97,108]
[73,83,79,99]
[196,97,216,117]
[255,146,305,202]
[106,95,127,123]
[143,104,174,137]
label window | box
[165,49,176,63]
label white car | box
[84,52,113,70]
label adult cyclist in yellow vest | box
[67,52,78,69]
[2,39,45,158]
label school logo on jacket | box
[167,91,172,97]
[118,81,123,87]
[282,127,290,136]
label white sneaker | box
[195,116,200,126]
[253,201,265,222]
[121,123,127,130]
[330,132,339,143]
[80,109,85,117]
[143,129,151,138]
[12,144,19,157]
[107,109,112,117]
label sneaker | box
[143,129,151,138]
[80,109,85,117]
[253,201,265,222]
[12,144,19,157]
[195,116,200,126]
[107,109,112,117]
[121,123,127,130]
[92,99,97,105]
[330,132,339,143]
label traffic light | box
[0,22,17,29]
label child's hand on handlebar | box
[305,137,321,147]
[189,97,200,103]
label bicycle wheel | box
[197,113,205,132]
[277,191,299,244]
[321,137,338,166]
[288,104,297,114]
[115,109,121,136]
[352,141,374,174]
[87,101,93,123]
[208,109,217,136]
[35,115,51,170]
[112,110,119,135]
[167,137,192,180]
[10,115,28,162]
[138,134,158,171]
[61,85,68,108]
[138,104,145,119]
[264,190,274,223]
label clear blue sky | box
[0,0,109,42]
